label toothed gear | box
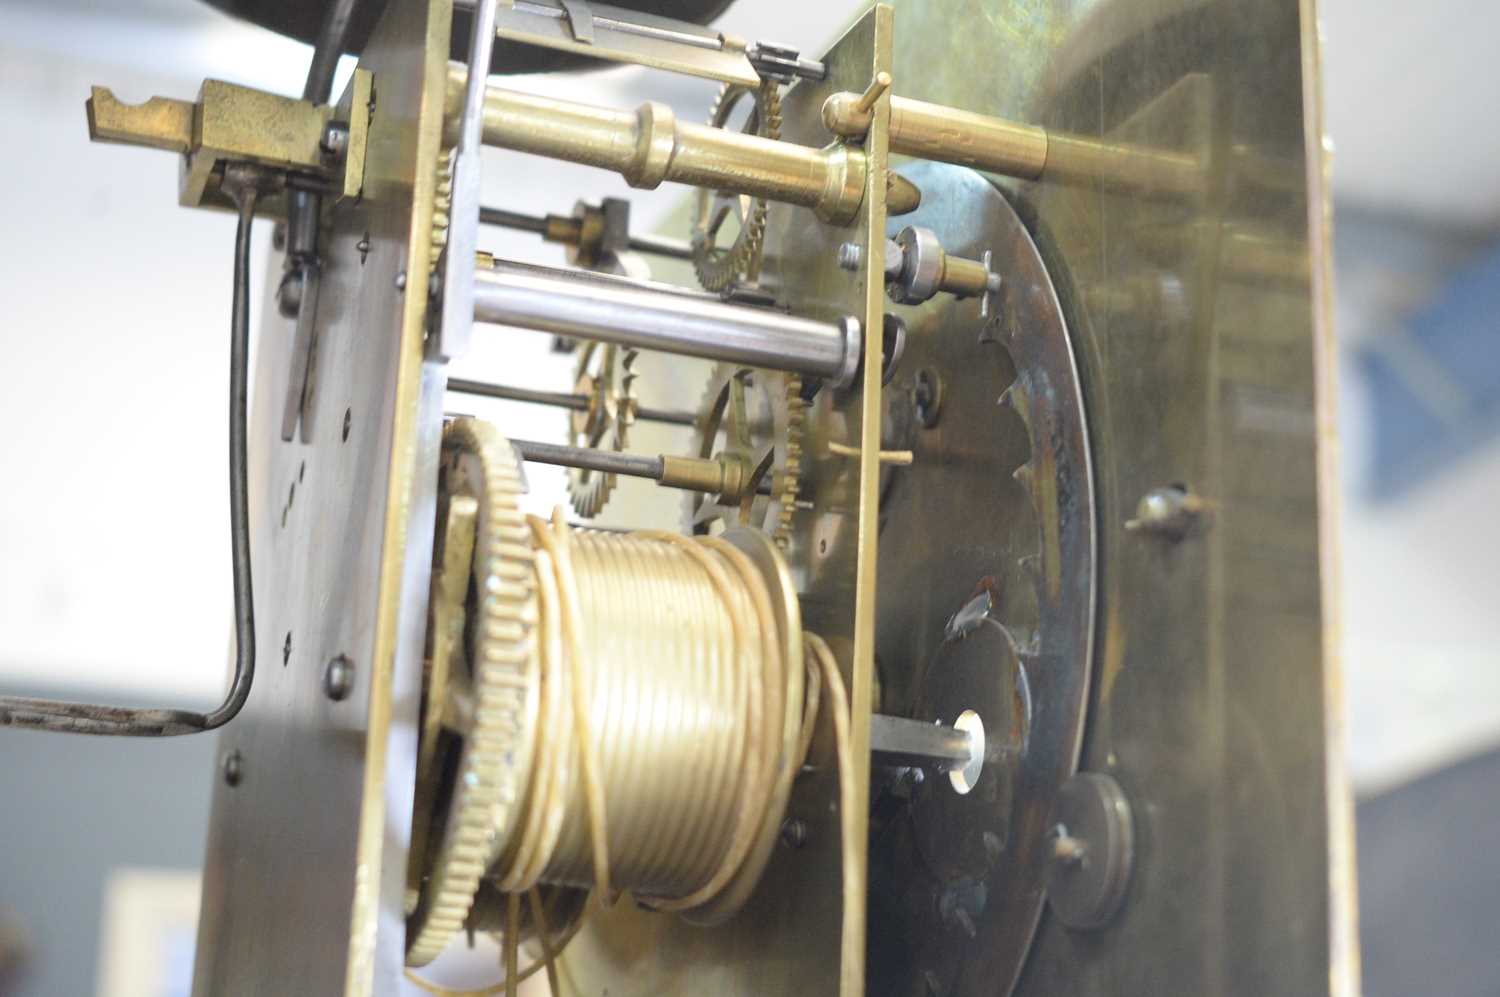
[566,342,637,519]
[683,364,805,548]
[429,147,454,274]
[691,80,781,292]
[407,417,542,967]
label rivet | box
[222,749,243,787]
[1124,484,1205,539]
[323,655,355,702]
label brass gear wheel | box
[691,80,781,292]
[566,341,638,518]
[406,417,542,967]
[428,147,453,274]
[683,363,806,547]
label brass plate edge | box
[344,1,454,993]
[1300,1,1360,995]
[848,5,894,997]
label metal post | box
[480,205,696,261]
[448,378,697,427]
[868,714,975,772]
[510,438,665,480]
[472,258,861,385]
[436,0,500,361]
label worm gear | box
[683,363,806,547]
[406,417,542,967]
[691,80,781,292]
[566,341,638,518]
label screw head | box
[779,817,808,849]
[914,368,943,428]
[1124,484,1203,539]
[276,267,305,319]
[323,655,355,702]
[836,241,863,271]
[222,749,243,787]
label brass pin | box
[827,439,913,465]
[853,71,893,115]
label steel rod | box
[511,438,665,480]
[0,171,265,736]
[503,435,783,498]
[479,206,550,235]
[869,714,974,771]
[303,0,360,104]
[479,205,695,261]
[472,257,860,385]
[625,232,694,261]
[447,378,697,427]
[435,0,500,361]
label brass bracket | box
[338,68,375,201]
[85,71,374,210]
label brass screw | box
[836,241,863,271]
[914,368,942,428]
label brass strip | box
[85,87,194,153]
[1300,0,1361,992]
[345,0,454,993]
[846,7,894,996]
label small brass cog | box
[691,80,782,292]
[566,341,638,518]
[683,363,806,548]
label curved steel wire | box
[0,172,263,736]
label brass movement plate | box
[191,2,453,995]
[882,1,1353,995]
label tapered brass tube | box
[446,67,920,224]
[823,91,1202,196]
